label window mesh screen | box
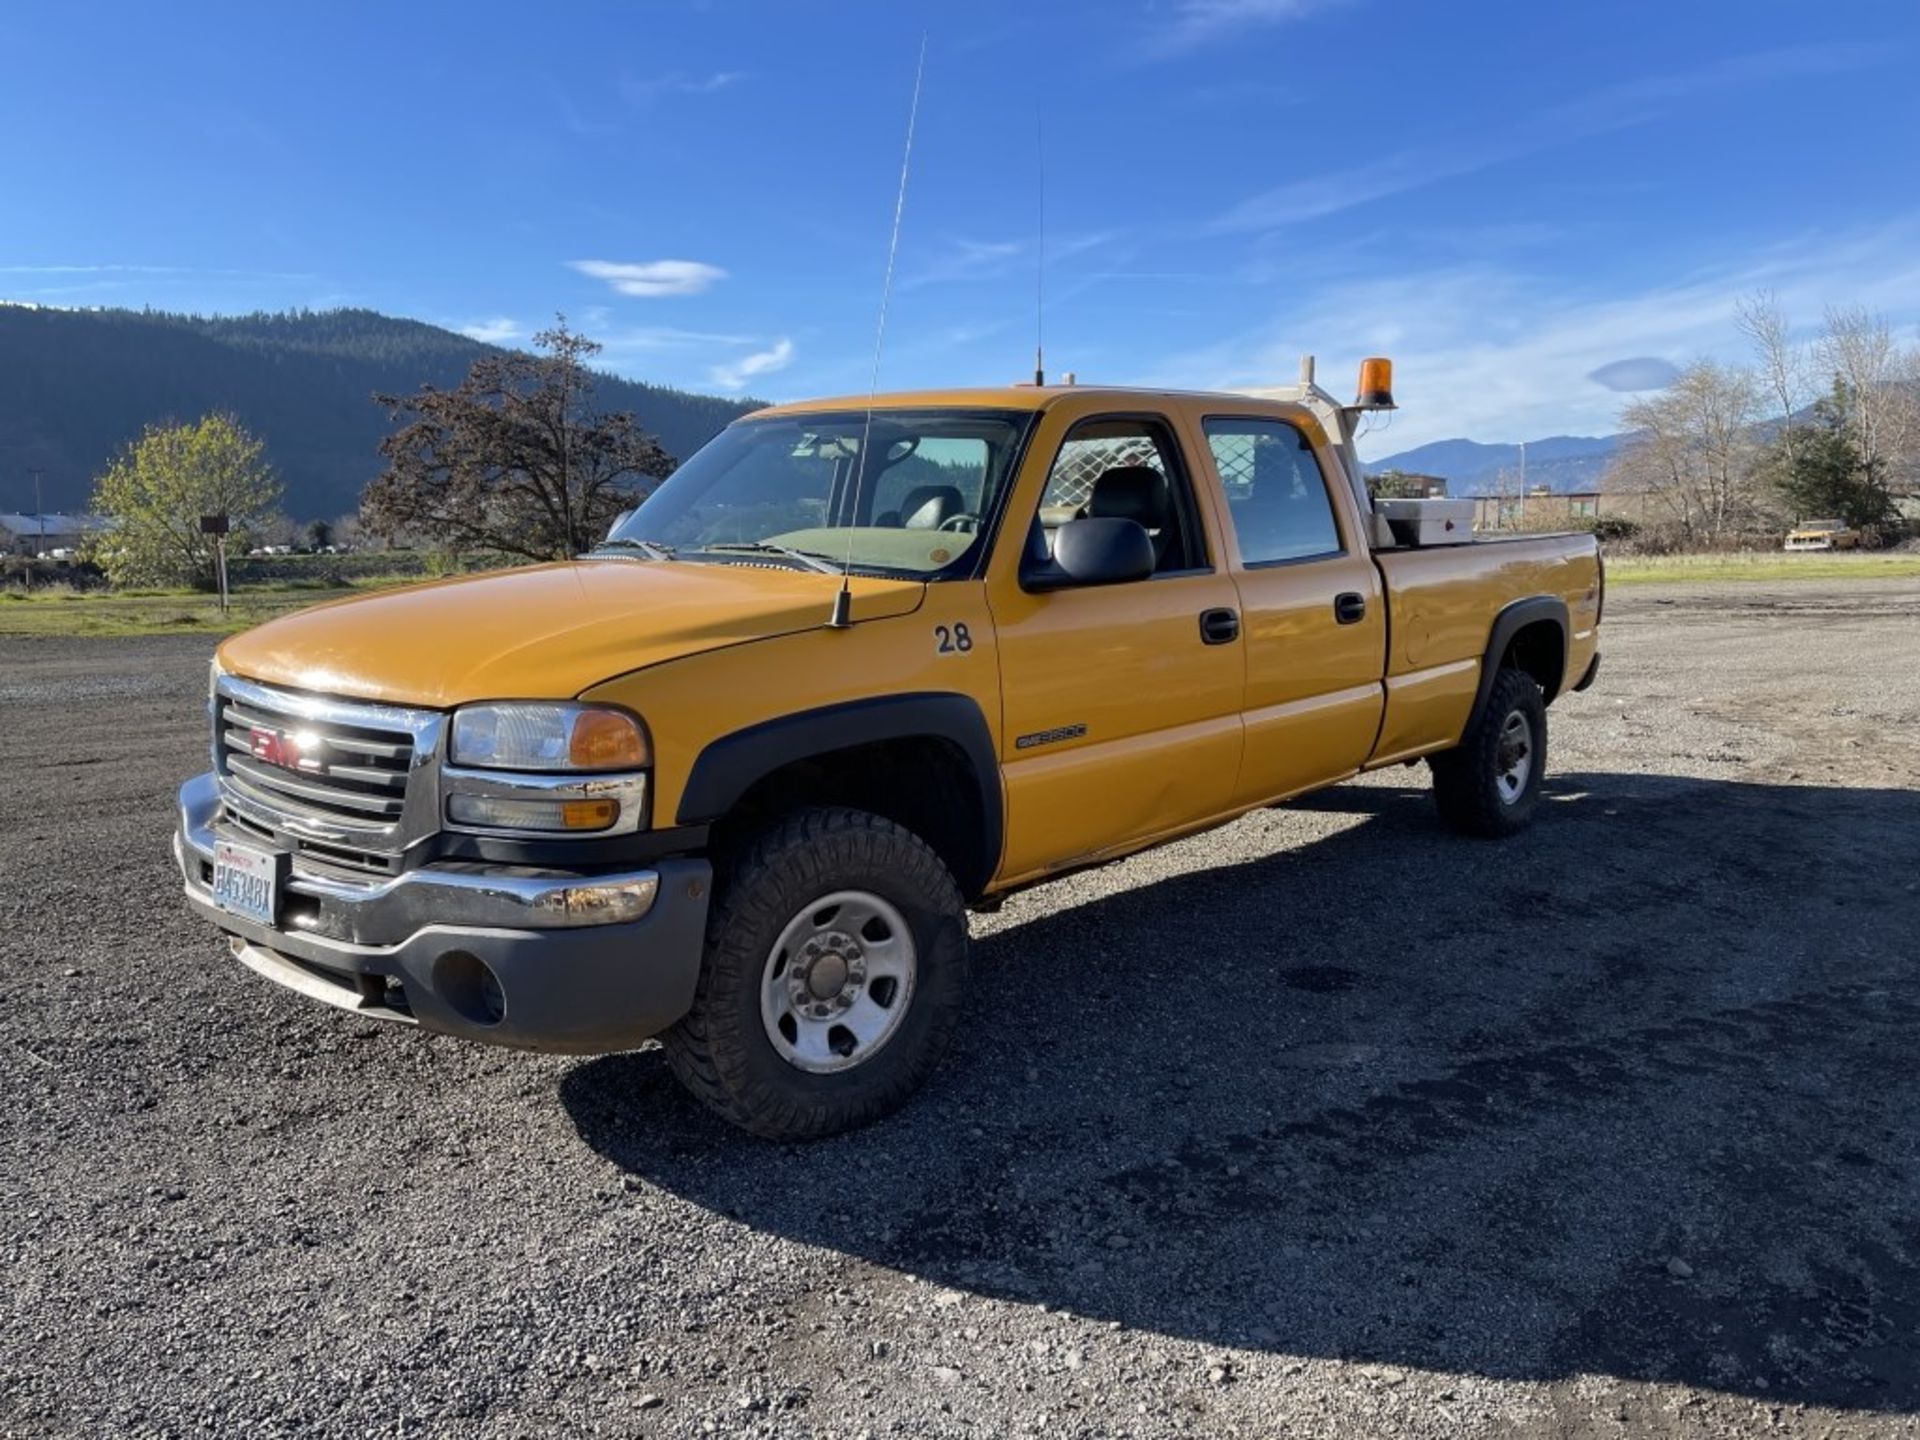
[1042,435,1166,511]
[1209,433,1258,498]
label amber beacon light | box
[1354,356,1397,410]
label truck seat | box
[1089,465,1177,568]
[877,484,964,529]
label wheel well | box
[713,738,994,898]
[1502,618,1567,702]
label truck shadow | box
[562,772,1920,1413]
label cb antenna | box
[1034,110,1045,387]
[830,31,928,630]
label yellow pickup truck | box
[176,359,1601,1138]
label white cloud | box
[710,338,795,392]
[1144,0,1350,56]
[458,317,519,344]
[902,231,1119,291]
[601,324,757,349]
[1141,218,1920,455]
[570,258,728,298]
[620,70,746,103]
[901,238,1023,291]
[1209,43,1889,234]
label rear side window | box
[1203,418,1343,566]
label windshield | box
[600,408,1033,578]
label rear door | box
[1190,411,1386,805]
[985,406,1244,882]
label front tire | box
[661,807,970,1140]
[1430,666,1547,838]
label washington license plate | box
[212,840,280,926]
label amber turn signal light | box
[568,710,650,769]
[561,799,620,830]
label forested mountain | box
[0,306,759,519]
[1367,433,1623,494]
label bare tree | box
[363,318,675,562]
[1818,307,1920,490]
[1736,290,1806,464]
[1607,361,1770,541]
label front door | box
[987,411,1244,883]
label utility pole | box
[30,468,44,553]
[1517,441,1527,528]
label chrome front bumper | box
[175,772,711,1053]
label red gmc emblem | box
[249,726,303,770]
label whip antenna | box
[830,32,927,630]
[1034,110,1045,387]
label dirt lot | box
[3,580,1917,1439]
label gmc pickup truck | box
[177,358,1602,1139]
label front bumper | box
[175,772,711,1053]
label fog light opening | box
[435,950,506,1027]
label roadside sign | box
[200,515,231,610]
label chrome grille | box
[211,674,444,857]
[220,694,412,823]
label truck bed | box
[1366,531,1602,765]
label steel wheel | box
[1494,708,1533,804]
[759,889,918,1074]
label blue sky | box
[4,0,1917,455]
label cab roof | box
[746,384,1302,419]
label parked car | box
[1784,518,1859,551]
[176,359,1603,1139]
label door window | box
[1034,416,1207,575]
[1203,418,1343,566]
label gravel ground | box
[3,580,1918,1439]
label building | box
[1471,488,1656,531]
[0,512,112,557]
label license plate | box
[212,840,281,926]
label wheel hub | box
[1495,709,1533,802]
[761,890,918,1074]
[788,932,865,1015]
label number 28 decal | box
[934,622,974,655]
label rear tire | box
[1430,667,1546,838]
[661,807,970,1140]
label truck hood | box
[216,559,926,708]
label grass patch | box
[0,574,425,637]
[1606,552,1920,585]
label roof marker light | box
[1354,357,1397,411]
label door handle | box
[1199,607,1240,645]
[1334,592,1367,625]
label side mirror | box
[1023,516,1155,592]
[606,510,634,540]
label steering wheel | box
[937,513,981,533]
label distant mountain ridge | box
[0,305,760,519]
[1367,433,1624,494]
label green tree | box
[362,317,675,562]
[1367,469,1440,500]
[1760,381,1896,531]
[88,414,281,588]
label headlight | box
[449,703,649,772]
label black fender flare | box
[1465,595,1570,737]
[675,692,1003,895]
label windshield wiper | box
[699,541,842,575]
[592,537,677,561]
